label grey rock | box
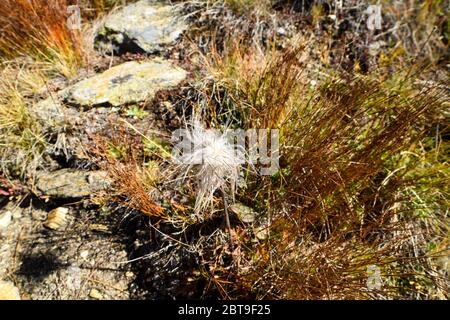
[63,60,187,107]
[95,1,188,54]
[35,169,110,199]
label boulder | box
[63,60,187,107]
[95,1,188,54]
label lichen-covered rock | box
[229,203,256,223]
[32,98,80,132]
[95,1,188,54]
[63,60,187,107]
[35,169,110,199]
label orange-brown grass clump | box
[199,40,448,299]
[0,0,122,77]
[0,0,85,77]
[89,126,167,219]
[106,160,166,218]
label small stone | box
[229,203,256,224]
[66,266,82,291]
[0,211,12,235]
[0,281,21,300]
[11,207,22,219]
[43,207,69,230]
[276,27,287,36]
[2,203,23,220]
[254,224,270,240]
[80,250,89,260]
[369,41,387,56]
[89,224,109,233]
[125,271,134,278]
[89,288,103,300]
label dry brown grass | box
[107,160,166,218]
[89,128,166,218]
[0,62,48,178]
[197,38,449,299]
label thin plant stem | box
[221,187,234,252]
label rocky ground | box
[0,200,131,299]
[0,0,204,300]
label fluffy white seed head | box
[173,117,245,216]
